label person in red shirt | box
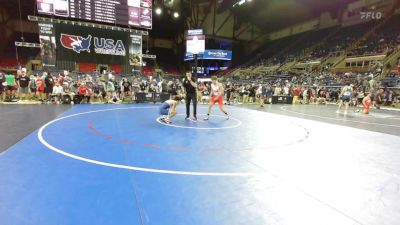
[292,86,302,104]
[293,87,301,97]
[77,82,91,104]
[36,76,45,102]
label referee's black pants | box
[185,92,197,118]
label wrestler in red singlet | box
[204,76,229,120]
[362,93,372,114]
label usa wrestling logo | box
[60,33,126,56]
[60,34,92,53]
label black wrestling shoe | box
[160,118,171,124]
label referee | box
[183,72,197,120]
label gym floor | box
[0,104,399,225]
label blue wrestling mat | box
[2,104,398,225]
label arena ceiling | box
[1,0,359,38]
[157,0,360,40]
[220,0,358,31]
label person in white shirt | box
[369,78,376,90]
[29,75,37,99]
[52,82,64,104]
[302,89,308,104]
[283,86,290,96]
[158,79,163,93]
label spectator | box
[197,82,205,103]
[283,85,290,96]
[17,68,31,101]
[160,79,168,93]
[241,85,249,103]
[106,78,116,101]
[249,84,256,103]
[266,84,273,104]
[302,88,309,104]
[0,72,5,101]
[92,81,105,102]
[292,86,302,104]
[5,72,17,101]
[140,80,148,93]
[274,85,282,96]
[52,82,64,104]
[77,82,91,104]
[36,75,45,101]
[369,78,376,90]
[149,80,158,93]
[114,78,121,98]
[362,78,369,92]
[121,78,131,99]
[169,80,178,95]
[57,73,65,85]
[258,83,267,107]
[44,72,54,102]
[64,74,73,85]
[374,89,384,109]
[201,84,210,104]
[132,78,140,100]
[29,75,37,99]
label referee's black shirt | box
[183,77,196,94]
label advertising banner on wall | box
[184,50,232,61]
[38,22,57,67]
[54,23,131,65]
[129,34,142,66]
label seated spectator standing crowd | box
[0,68,399,109]
[0,69,189,104]
[219,70,400,108]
